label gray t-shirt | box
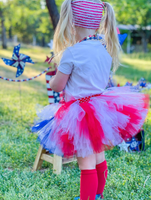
[58,40,112,101]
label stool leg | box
[33,145,46,171]
[53,154,62,174]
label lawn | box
[0,46,151,200]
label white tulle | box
[34,86,148,158]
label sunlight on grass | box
[122,57,151,71]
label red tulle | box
[55,100,74,120]
[53,101,75,157]
[59,133,75,157]
[52,93,149,157]
[80,102,106,153]
[118,105,142,140]
[118,94,149,140]
[55,100,111,157]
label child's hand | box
[49,71,70,92]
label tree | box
[108,0,151,52]
[1,17,7,49]
[1,0,54,45]
[0,3,7,49]
[45,0,60,30]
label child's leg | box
[96,152,108,198]
[77,154,98,200]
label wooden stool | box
[33,70,76,174]
[33,145,76,174]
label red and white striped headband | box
[71,0,104,29]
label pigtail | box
[100,2,120,71]
[53,0,76,60]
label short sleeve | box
[58,49,74,75]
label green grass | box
[114,53,151,85]
[0,46,151,200]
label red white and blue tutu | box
[32,87,149,158]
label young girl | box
[32,0,149,199]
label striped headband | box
[71,0,104,29]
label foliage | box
[0,47,151,199]
[1,0,151,47]
[0,0,53,45]
[108,0,151,27]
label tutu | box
[32,87,149,158]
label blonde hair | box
[53,0,120,71]
[99,2,120,71]
[53,0,75,60]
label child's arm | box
[49,70,70,93]
[50,49,73,92]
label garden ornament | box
[1,44,34,78]
[118,141,130,152]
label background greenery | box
[0,0,151,46]
[0,47,151,199]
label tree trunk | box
[1,17,7,49]
[41,35,45,47]
[9,26,12,39]
[127,31,131,54]
[141,30,148,53]
[45,0,60,30]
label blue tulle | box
[32,117,54,133]
[37,132,54,154]
[96,194,101,199]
